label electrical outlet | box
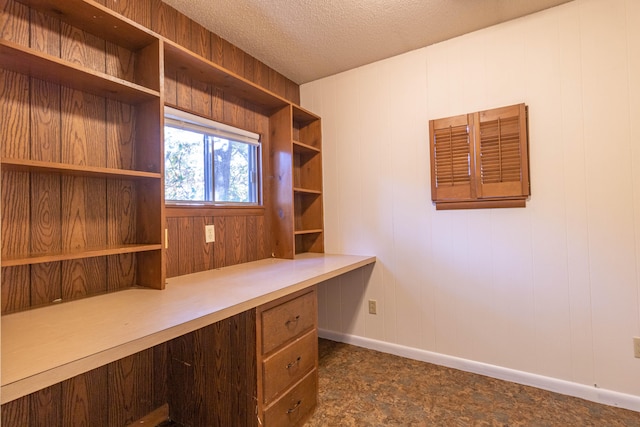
[205,224,215,243]
[368,299,377,315]
[634,337,640,359]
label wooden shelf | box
[2,244,163,267]
[1,158,162,180]
[163,40,290,114]
[0,39,160,104]
[292,105,320,125]
[293,140,321,153]
[294,229,323,235]
[15,0,157,50]
[294,187,322,195]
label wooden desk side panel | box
[0,311,258,427]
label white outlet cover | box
[205,224,215,243]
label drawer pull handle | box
[285,315,300,327]
[286,400,302,414]
[286,356,302,369]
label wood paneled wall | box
[1,310,256,426]
[97,0,300,105]
[166,210,269,278]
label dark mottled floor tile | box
[306,339,640,426]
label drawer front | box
[261,291,316,354]
[263,329,317,403]
[263,369,317,427]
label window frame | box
[164,106,262,207]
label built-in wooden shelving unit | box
[0,0,329,424]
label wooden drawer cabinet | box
[263,370,318,427]
[263,329,317,402]
[257,287,318,426]
[261,289,317,354]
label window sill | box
[165,204,265,217]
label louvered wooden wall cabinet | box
[1,0,165,314]
[429,103,530,210]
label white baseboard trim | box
[318,329,640,413]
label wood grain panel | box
[244,215,267,262]
[165,217,180,278]
[60,22,106,74]
[30,172,61,253]
[231,310,257,426]
[190,20,211,60]
[61,176,106,250]
[61,89,107,168]
[209,319,232,426]
[31,262,61,306]
[1,171,30,257]
[214,216,227,268]
[175,72,193,112]
[1,265,30,314]
[107,253,136,291]
[269,68,286,100]
[153,342,169,408]
[30,79,61,162]
[191,79,212,118]
[106,42,136,84]
[150,0,177,42]
[222,39,244,76]
[191,326,213,426]
[175,12,191,50]
[106,99,135,170]
[167,332,195,424]
[30,8,61,56]
[210,33,225,68]
[247,215,258,262]
[0,0,29,45]
[177,216,194,276]
[108,349,154,425]
[0,69,29,159]
[0,394,29,426]
[253,60,270,94]
[30,384,62,426]
[61,257,107,299]
[107,179,136,244]
[164,69,178,106]
[61,366,109,426]
[102,0,151,29]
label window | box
[429,103,530,210]
[164,107,261,205]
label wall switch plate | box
[368,299,377,315]
[634,337,640,358]
[205,224,215,243]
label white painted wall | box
[301,0,640,403]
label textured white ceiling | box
[162,0,573,84]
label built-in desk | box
[1,253,375,406]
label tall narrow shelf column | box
[270,106,324,258]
